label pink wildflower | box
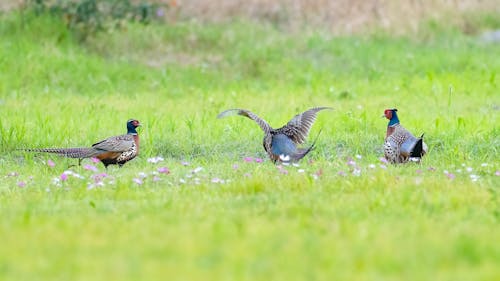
[92,173,108,183]
[84,164,98,172]
[158,167,170,174]
[47,160,55,167]
[379,157,388,164]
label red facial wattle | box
[384,110,392,120]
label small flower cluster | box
[130,157,172,185]
[442,163,490,182]
[243,157,263,163]
[6,155,498,190]
[6,171,33,188]
[345,156,362,176]
[147,156,164,164]
[53,170,85,187]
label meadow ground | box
[0,9,499,281]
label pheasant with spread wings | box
[218,107,332,163]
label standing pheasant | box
[218,107,332,163]
[383,109,427,164]
[24,119,141,168]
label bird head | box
[383,109,399,126]
[127,119,141,135]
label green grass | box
[0,12,499,281]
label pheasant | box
[383,109,427,164]
[24,119,141,168]
[218,107,332,163]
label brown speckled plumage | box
[24,119,140,168]
[383,109,427,164]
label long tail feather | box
[21,147,99,159]
[290,128,323,161]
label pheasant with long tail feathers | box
[23,119,141,168]
[383,109,427,164]
[218,107,332,163]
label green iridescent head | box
[384,109,399,127]
[127,119,140,135]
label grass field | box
[0,9,499,281]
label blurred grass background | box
[0,1,499,281]
[2,0,500,34]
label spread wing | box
[92,134,134,152]
[279,107,332,144]
[217,108,272,134]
